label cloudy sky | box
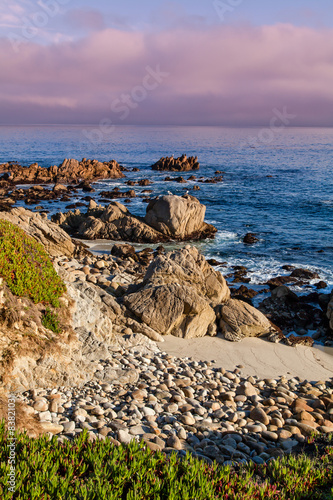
[0,0,332,125]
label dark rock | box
[315,281,328,290]
[266,276,298,289]
[100,189,136,199]
[111,243,138,261]
[232,285,259,305]
[243,233,259,244]
[207,259,227,267]
[138,179,151,186]
[151,154,199,172]
[290,268,320,280]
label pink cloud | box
[66,9,106,31]
[0,23,332,125]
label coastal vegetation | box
[0,423,332,499]
[0,220,66,307]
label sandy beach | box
[158,335,333,381]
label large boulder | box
[145,194,217,240]
[143,246,230,306]
[218,299,279,342]
[0,207,76,257]
[124,247,230,339]
[151,154,199,172]
[124,284,216,339]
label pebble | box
[16,347,333,467]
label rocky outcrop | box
[125,284,216,339]
[151,155,199,172]
[143,246,230,306]
[0,207,78,257]
[217,299,279,342]
[0,158,124,184]
[145,194,217,240]
[124,247,230,339]
[0,263,157,391]
[52,195,217,243]
[53,202,167,243]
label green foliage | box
[42,307,61,334]
[0,422,332,499]
[0,220,66,307]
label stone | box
[151,155,199,172]
[39,411,52,422]
[39,422,64,435]
[145,194,216,240]
[219,299,279,341]
[181,414,196,426]
[125,283,216,339]
[145,441,163,452]
[327,295,333,331]
[63,421,76,433]
[250,407,270,426]
[236,382,258,397]
[117,429,134,445]
[243,233,259,245]
[167,434,183,450]
[33,400,48,412]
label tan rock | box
[39,422,64,435]
[0,207,75,257]
[250,407,270,426]
[219,299,279,341]
[145,194,216,240]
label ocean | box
[0,125,332,292]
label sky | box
[0,0,332,126]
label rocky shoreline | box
[0,176,332,466]
[51,194,217,243]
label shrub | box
[0,220,66,307]
[42,307,62,334]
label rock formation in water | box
[0,158,124,184]
[52,195,217,243]
[151,154,200,172]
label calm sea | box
[0,125,332,290]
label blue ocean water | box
[0,125,332,288]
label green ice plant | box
[0,220,66,307]
[0,421,332,499]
